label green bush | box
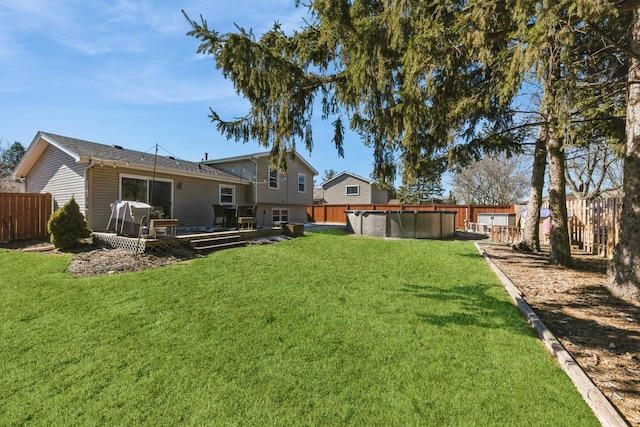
[47,197,91,249]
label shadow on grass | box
[402,283,533,335]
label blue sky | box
[0,0,380,185]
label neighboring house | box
[203,151,318,226]
[12,132,317,230]
[312,188,325,205]
[317,171,388,205]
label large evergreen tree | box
[183,1,521,189]
[607,7,640,302]
[398,175,444,205]
[0,141,25,178]
[185,1,640,296]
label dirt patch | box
[1,239,199,277]
[66,247,199,277]
[1,236,293,278]
[479,243,640,426]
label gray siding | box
[213,155,315,226]
[322,175,375,205]
[371,186,389,204]
[87,165,252,230]
[88,165,120,231]
[257,203,308,226]
[254,156,314,207]
[25,145,87,214]
[212,159,257,183]
[174,176,216,227]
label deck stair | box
[188,232,246,253]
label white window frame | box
[219,184,235,206]
[268,166,280,190]
[272,207,289,224]
[297,173,306,193]
[346,185,360,196]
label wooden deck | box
[93,227,286,254]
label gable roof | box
[321,171,373,187]
[204,150,318,175]
[13,132,250,184]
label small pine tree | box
[48,197,91,249]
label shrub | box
[47,197,91,249]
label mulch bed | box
[479,243,640,426]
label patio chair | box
[137,215,148,238]
[212,204,226,229]
[237,205,256,230]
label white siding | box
[25,145,87,214]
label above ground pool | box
[346,210,457,239]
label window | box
[120,175,173,217]
[272,208,289,224]
[346,185,360,196]
[268,166,279,189]
[219,185,235,205]
[298,173,306,193]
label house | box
[203,151,318,226]
[316,171,388,205]
[12,132,317,231]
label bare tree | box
[565,140,623,199]
[451,154,530,205]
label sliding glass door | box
[120,175,173,218]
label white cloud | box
[92,57,238,105]
[185,0,307,34]
[0,1,308,108]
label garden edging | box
[474,242,630,427]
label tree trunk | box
[520,134,547,252]
[546,117,572,266]
[606,9,640,303]
[541,35,572,267]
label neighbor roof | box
[13,132,250,184]
[320,171,373,187]
[204,150,318,175]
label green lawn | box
[1,231,598,426]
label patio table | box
[106,200,152,235]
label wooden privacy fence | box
[307,204,514,230]
[568,197,621,258]
[486,197,622,257]
[0,193,52,242]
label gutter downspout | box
[249,155,259,226]
[85,159,95,225]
